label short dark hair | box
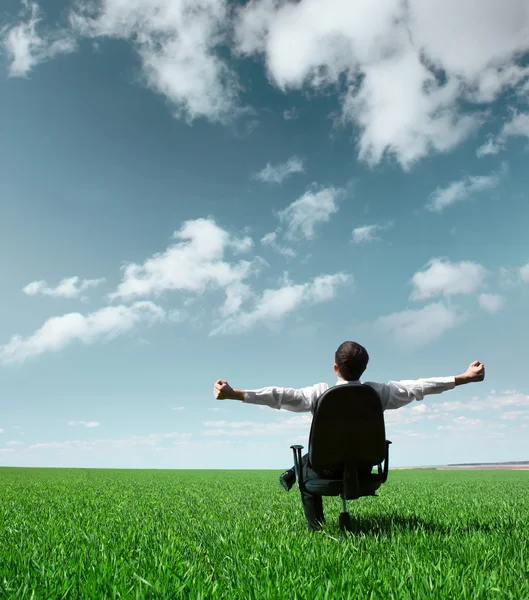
[334,341,369,381]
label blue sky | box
[1,0,529,469]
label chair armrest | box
[381,440,392,483]
[290,445,304,491]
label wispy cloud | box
[110,218,259,303]
[2,1,75,77]
[385,392,529,438]
[476,138,502,157]
[260,231,296,259]
[352,222,392,244]
[69,0,239,123]
[282,108,299,121]
[478,293,504,314]
[0,301,165,365]
[235,0,529,168]
[6,441,24,446]
[410,258,487,301]
[426,164,506,212]
[429,391,529,415]
[278,187,342,241]
[68,420,100,428]
[500,411,525,420]
[375,302,464,348]
[520,262,529,283]
[172,406,185,411]
[501,111,529,141]
[211,272,350,335]
[4,0,529,169]
[253,156,304,184]
[202,415,311,436]
[28,431,192,451]
[478,111,529,155]
[23,276,105,299]
[438,416,483,431]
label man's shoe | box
[279,468,296,491]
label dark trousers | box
[299,454,373,531]
[300,453,337,531]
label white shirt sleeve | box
[243,382,329,412]
[366,376,456,410]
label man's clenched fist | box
[214,379,235,400]
[465,361,485,382]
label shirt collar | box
[335,379,360,385]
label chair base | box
[338,511,353,532]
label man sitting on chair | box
[213,341,485,529]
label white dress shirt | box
[243,376,456,412]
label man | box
[213,341,485,530]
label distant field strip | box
[0,468,528,599]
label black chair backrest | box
[308,383,386,473]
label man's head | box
[334,341,369,381]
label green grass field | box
[0,468,528,599]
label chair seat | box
[305,478,343,496]
[305,474,383,498]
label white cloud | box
[411,258,487,301]
[260,230,296,259]
[218,282,253,318]
[283,108,299,120]
[478,293,504,314]
[435,391,529,415]
[23,276,105,299]
[384,404,430,427]
[438,416,482,431]
[6,441,23,446]
[375,302,463,348]
[0,449,14,453]
[476,138,502,157]
[253,156,304,184]
[500,260,529,285]
[500,411,525,420]
[69,0,239,123]
[477,112,529,155]
[234,0,529,168]
[5,0,529,164]
[488,392,529,410]
[2,1,76,77]
[277,187,342,241]
[172,406,185,411]
[403,431,440,440]
[501,110,529,141]
[352,223,391,244]
[0,301,164,365]
[111,218,260,303]
[426,164,505,212]
[259,187,342,257]
[0,428,3,433]
[68,420,100,428]
[28,431,192,451]
[520,262,529,283]
[202,415,311,436]
[211,272,350,335]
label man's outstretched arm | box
[371,360,486,410]
[213,380,328,412]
